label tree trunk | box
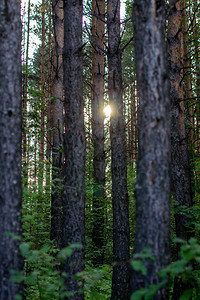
[183,4,194,145]
[168,0,193,244]
[0,0,24,298]
[51,0,64,249]
[168,1,194,298]
[62,0,85,298]
[107,1,130,298]
[46,5,53,194]
[130,1,170,299]
[22,0,31,187]
[39,0,46,185]
[192,0,200,154]
[91,0,105,267]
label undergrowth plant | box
[130,238,200,300]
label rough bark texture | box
[51,0,64,249]
[62,0,85,298]
[107,1,130,298]
[45,8,52,194]
[192,0,200,153]
[168,1,194,298]
[183,4,194,144]
[130,1,170,299]
[91,0,105,266]
[168,0,193,243]
[22,0,31,187]
[39,0,46,184]
[0,0,24,298]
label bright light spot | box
[104,105,111,118]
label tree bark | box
[130,1,170,299]
[107,1,130,298]
[39,0,46,185]
[51,0,64,249]
[168,0,193,244]
[62,0,85,298]
[22,0,31,187]
[91,0,105,267]
[46,5,53,194]
[167,1,194,298]
[0,0,24,298]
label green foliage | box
[80,265,112,299]
[10,238,112,299]
[10,241,84,300]
[130,281,166,300]
[131,248,155,277]
[130,239,200,300]
[160,238,200,299]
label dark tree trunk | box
[91,0,105,267]
[0,0,24,298]
[22,0,31,187]
[130,1,171,299]
[46,6,53,194]
[107,1,130,299]
[62,0,85,298]
[51,0,64,249]
[168,0,193,245]
[39,0,46,185]
[167,1,194,298]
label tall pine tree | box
[0,0,24,298]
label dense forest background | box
[0,0,200,299]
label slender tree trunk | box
[91,0,105,266]
[62,0,85,298]
[0,0,24,298]
[46,6,53,194]
[23,0,31,187]
[168,0,193,244]
[51,0,64,248]
[130,1,170,299]
[168,1,194,298]
[131,83,137,164]
[107,1,130,298]
[192,0,200,154]
[40,0,46,185]
[183,4,194,144]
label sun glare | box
[104,105,111,118]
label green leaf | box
[70,243,83,249]
[131,289,146,300]
[58,247,73,261]
[144,281,166,300]
[179,289,193,300]
[131,260,147,276]
[25,271,39,284]
[10,271,24,283]
[133,248,155,261]
[20,242,30,256]
[3,232,21,240]
[174,238,187,244]
[15,294,22,300]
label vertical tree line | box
[130,1,170,299]
[0,0,24,298]
[107,0,130,298]
[91,0,106,267]
[62,0,85,297]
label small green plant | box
[10,242,83,300]
[79,264,112,299]
[130,238,200,300]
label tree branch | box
[84,21,107,54]
[121,37,134,53]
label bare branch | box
[121,37,134,53]
[84,21,107,54]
